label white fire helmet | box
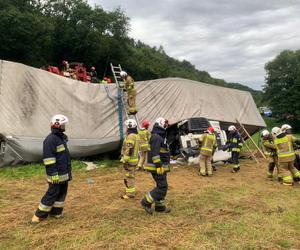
[281,124,292,132]
[271,127,281,136]
[124,119,137,129]
[261,129,270,137]
[155,117,169,129]
[228,125,236,132]
[120,71,128,78]
[50,114,69,128]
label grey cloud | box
[89,0,300,89]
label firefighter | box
[225,125,243,173]
[137,120,151,171]
[31,114,71,224]
[261,129,279,179]
[120,71,137,115]
[120,119,139,199]
[272,127,300,185]
[198,127,217,177]
[281,124,300,170]
[90,66,98,83]
[141,117,171,214]
[281,124,292,135]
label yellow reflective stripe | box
[126,187,136,193]
[232,138,238,143]
[128,158,138,162]
[53,201,64,208]
[160,148,169,153]
[278,152,294,158]
[153,158,161,163]
[274,137,288,145]
[38,203,52,212]
[232,148,241,152]
[201,147,213,152]
[145,193,154,203]
[294,171,300,178]
[56,144,65,152]
[43,157,56,165]
[46,174,69,183]
[123,156,130,161]
[283,175,293,181]
[145,166,157,171]
[140,143,149,147]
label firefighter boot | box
[155,200,171,213]
[31,214,41,225]
[141,199,153,215]
[155,206,171,213]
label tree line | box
[264,50,300,130]
[0,0,263,106]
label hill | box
[0,0,262,104]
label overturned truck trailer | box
[0,60,266,167]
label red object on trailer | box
[47,66,63,76]
[46,62,91,83]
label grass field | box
[1,159,300,249]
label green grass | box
[0,159,120,179]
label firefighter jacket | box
[138,129,151,152]
[121,129,139,166]
[274,134,299,163]
[124,75,136,93]
[145,126,171,173]
[199,133,217,156]
[43,129,71,183]
[262,136,276,157]
[227,132,243,152]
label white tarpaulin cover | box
[0,60,265,166]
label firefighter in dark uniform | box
[141,117,171,214]
[224,125,243,173]
[31,114,71,224]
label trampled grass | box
[1,160,300,249]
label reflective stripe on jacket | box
[122,133,139,165]
[200,133,217,156]
[274,134,295,163]
[228,133,243,152]
[145,127,170,174]
[43,129,71,183]
[138,129,151,152]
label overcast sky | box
[88,0,300,90]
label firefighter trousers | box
[35,182,68,218]
[123,163,136,197]
[278,161,300,185]
[231,151,240,171]
[267,156,279,178]
[127,89,137,114]
[137,151,147,169]
[143,173,168,211]
[199,154,213,176]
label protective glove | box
[122,155,130,163]
[156,166,165,175]
[120,157,125,163]
[51,174,60,184]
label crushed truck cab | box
[166,117,231,164]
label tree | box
[264,50,300,129]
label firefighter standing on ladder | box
[120,71,138,115]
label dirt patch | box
[1,160,300,249]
